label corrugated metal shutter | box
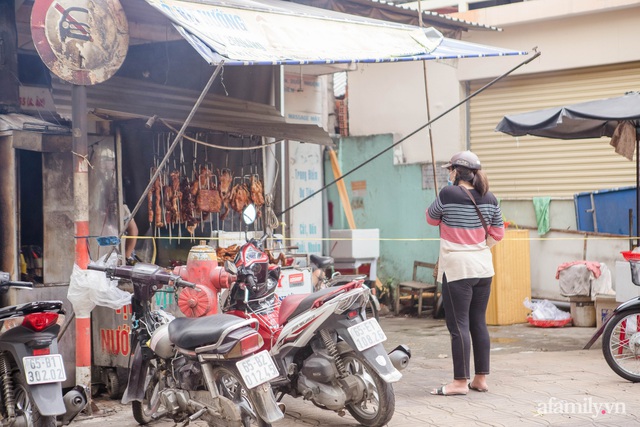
[469,62,640,198]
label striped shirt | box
[426,185,505,283]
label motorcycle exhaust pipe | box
[60,386,88,425]
[388,344,411,371]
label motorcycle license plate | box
[236,350,279,389]
[348,318,387,351]
[23,354,67,385]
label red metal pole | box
[72,84,92,412]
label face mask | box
[447,169,455,186]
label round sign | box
[31,0,129,85]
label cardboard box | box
[595,295,619,329]
[329,229,379,259]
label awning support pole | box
[416,1,439,197]
[423,63,438,196]
[123,62,224,234]
[279,51,542,216]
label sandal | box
[430,385,467,396]
[468,382,489,392]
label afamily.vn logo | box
[536,397,626,418]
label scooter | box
[584,251,640,382]
[218,204,411,427]
[87,262,284,426]
[309,254,380,320]
[0,272,87,427]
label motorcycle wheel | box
[13,370,56,427]
[211,366,270,427]
[602,309,640,382]
[365,295,379,321]
[132,361,166,424]
[342,352,394,427]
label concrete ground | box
[73,315,640,427]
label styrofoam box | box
[615,261,640,302]
[329,229,379,259]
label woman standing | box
[426,151,505,396]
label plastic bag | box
[523,297,570,321]
[67,254,132,317]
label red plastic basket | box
[527,316,572,328]
[621,251,640,286]
[621,251,640,261]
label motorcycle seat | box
[169,313,249,350]
[310,254,334,269]
[279,284,353,325]
[0,301,64,320]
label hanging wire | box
[278,50,542,216]
[158,118,284,150]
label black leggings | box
[442,275,492,380]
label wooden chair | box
[395,261,438,316]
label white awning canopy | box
[145,0,527,66]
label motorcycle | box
[584,251,640,382]
[308,254,380,320]
[0,272,87,427]
[220,204,411,427]
[87,262,284,426]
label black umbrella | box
[495,91,640,241]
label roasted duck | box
[196,166,222,213]
[250,175,265,217]
[230,182,251,214]
[219,169,233,220]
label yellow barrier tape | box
[119,235,639,242]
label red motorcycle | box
[215,207,411,427]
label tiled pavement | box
[74,316,640,427]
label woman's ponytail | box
[472,170,489,196]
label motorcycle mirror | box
[224,260,238,275]
[242,204,257,225]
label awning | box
[145,0,527,66]
[0,113,69,134]
[51,77,335,146]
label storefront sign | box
[145,0,442,64]
[19,86,56,112]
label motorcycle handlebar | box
[174,278,197,289]
[0,272,33,289]
[87,262,197,289]
[7,281,34,288]
[246,274,256,289]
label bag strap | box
[459,186,489,238]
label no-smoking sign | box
[31,0,129,85]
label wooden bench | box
[395,261,438,316]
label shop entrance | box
[18,149,43,282]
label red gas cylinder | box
[173,241,234,317]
